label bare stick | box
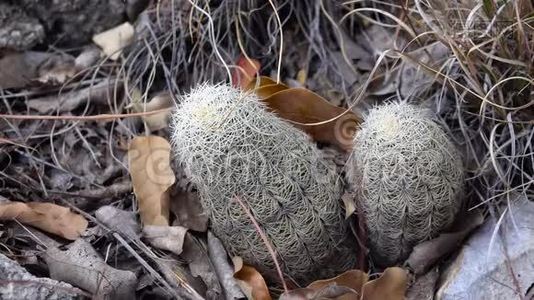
[0,107,173,121]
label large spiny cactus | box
[171,83,356,285]
[347,102,463,266]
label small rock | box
[0,3,44,50]
[437,196,534,299]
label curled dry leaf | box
[247,76,361,151]
[231,55,261,89]
[92,22,135,60]
[279,287,319,300]
[361,267,407,300]
[279,267,407,300]
[232,256,272,300]
[307,269,367,299]
[281,286,358,300]
[128,136,175,226]
[143,225,188,255]
[248,76,288,98]
[0,201,88,240]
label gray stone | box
[0,3,44,50]
[0,0,126,50]
[20,0,125,47]
[0,253,82,300]
[437,196,534,300]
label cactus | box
[171,83,356,285]
[347,102,463,266]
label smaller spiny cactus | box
[347,102,464,266]
[171,83,356,285]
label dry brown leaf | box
[280,269,366,300]
[247,76,289,98]
[264,88,360,151]
[247,76,361,151]
[280,268,407,300]
[281,286,358,300]
[361,267,407,300]
[279,288,319,300]
[0,201,88,240]
[308,269,368,300]
[232,55,261,89]
[129,91,174,132]
[128,136,175,225]
[232,256,272,300]
[92,22,135,60]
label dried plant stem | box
[267,0,283,84]
[234,195,288,293]
[0,107,172,121]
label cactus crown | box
[171,83,356,284]
[348,101,463,266]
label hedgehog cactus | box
[171,84,356,285]
[347,102,463,266]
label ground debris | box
[208,232,246,300]
[1,1,533,299]
[95,205,139,241]
[0,252,85,300]
[45,239,137,300]
[27,79,119,113]
[437,196,534,299]
[0,51,75,89]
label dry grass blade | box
[344,0,533,213]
